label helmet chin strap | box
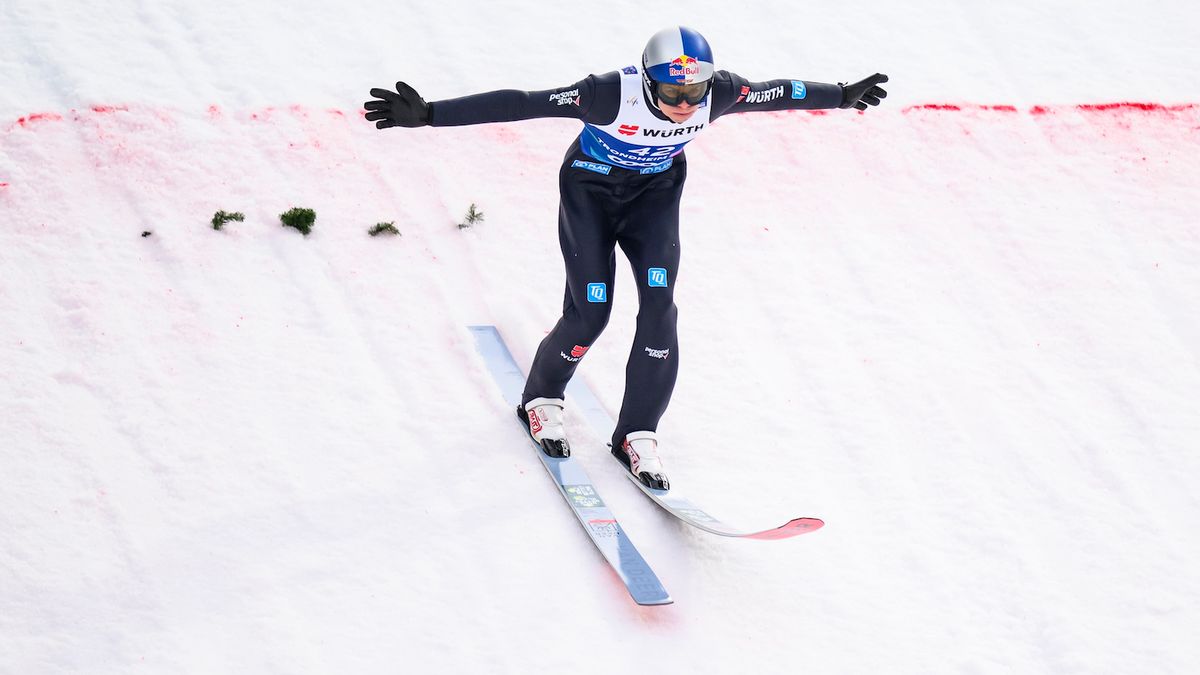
[640,62,665,114]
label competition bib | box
[578,66,711,171]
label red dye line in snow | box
[1077,102,1196,112]
[903,104,1019,113]
[5,102,1197,132]
[908,104,963,111]
[905,102,1195,115]
[13,112,64,128]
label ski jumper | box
[429,67,843,447]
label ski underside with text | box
[470,325,672,606]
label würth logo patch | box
[560,344,590,363]
[618,124,639,136]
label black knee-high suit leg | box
[522,142,685,447]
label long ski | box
[469,325,671,606]
[564,361,825,540]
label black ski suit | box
[428,67,844,447]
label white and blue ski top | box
[427,66,844,174]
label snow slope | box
[3,1,1199,673]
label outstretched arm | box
[709,71,888,120]
[365,76,614,129]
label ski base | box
[470,325,672,606]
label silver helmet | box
[641,26,716,109]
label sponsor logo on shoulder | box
[647,268,668,287]
[791,81,807,99]
[644,346,670,359]
[571,159,611,175]
[587,282,608,303]
[622,65,638,75]
[549,88,581,106]
[745,85,785,104]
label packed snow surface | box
[2,1,1198,673]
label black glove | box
[364,81,430,128]
[839,73,888,111]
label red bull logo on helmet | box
[667,54,703,83]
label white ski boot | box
[612,430,669,490]
[518,397,570,458]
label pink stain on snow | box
[903,104,1019,113]
[1077,102,1197,113]
[903,102,1198,115]
[5,101,1197,134]
[12,112,64,129]
[908,104,963,112]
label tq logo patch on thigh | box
[587,282,608,303]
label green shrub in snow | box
[211,210,245,230]
[368,222,400,237]
[458,203,484,229]
[280,207,316,236]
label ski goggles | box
[654,80,711,106]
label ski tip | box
[633,593,674,606]
[745,517,825,541]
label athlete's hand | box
[839,73,888,111]
[364,81,430,128]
